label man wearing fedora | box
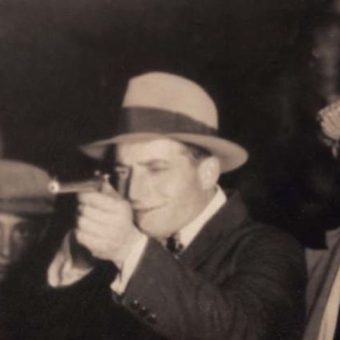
[0,159,55,338]
[48,72,306,339]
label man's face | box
[115,138,213,240]
[0,212,45,281]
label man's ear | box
[198,156,221,190]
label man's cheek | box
[156,179,185,198]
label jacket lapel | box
[180,191,249,268]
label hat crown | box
[81,71,248,173]
[122,72,218,128]
[0,160,54,214]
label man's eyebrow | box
[114,159,170,167]
[139,160,170,166]
[17,215,48,223]
[15,220,47,229]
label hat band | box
[0,198,54,215]
[116,107,218,136]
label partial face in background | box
[0,124,3,157]
[0,212,46,281]
[115,138,218,240]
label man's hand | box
[74,182,144,269]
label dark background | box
[1,0,339,246]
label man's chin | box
[138,219,174,240]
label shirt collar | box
[176,185,226,249]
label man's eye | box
[114,167,129,178]
[15,224,35,239]
[148,166,169,173]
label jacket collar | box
[180,191,249,268]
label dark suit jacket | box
[117,192,306,340]
[4,192,306,340]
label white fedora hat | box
[81,72,248,173]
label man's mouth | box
[134,205,164,216]
[136,208,154,213]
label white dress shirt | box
[48,186,226,294]
[318,266,340,340]
[316,227,340,340]
[305,227,340,340]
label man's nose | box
[127,171,149,202]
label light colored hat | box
[81,72,248,172]
[0,160,54,215]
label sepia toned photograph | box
[0,0,339,339]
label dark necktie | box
[166,235,183,254]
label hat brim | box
[80,133,248,173]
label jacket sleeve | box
[118,226,306,340]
